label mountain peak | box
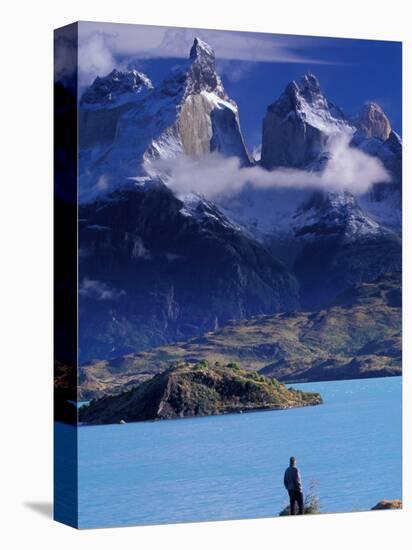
[189,37,215,61]
[298,73,322,97]
[81,68,153,107]
[356,101,392,140]
[159,37,223,99]
[284,73,325,108]
[261,73,348,168]
[185,37,225,98]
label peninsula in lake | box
[79,362,322,425]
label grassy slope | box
[79,362,322,425]
[79,273,401,399]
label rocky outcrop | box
[77,55,402,365]
[147,37,251,165]
[371,500,402,510]
[356,102,392,141]
[79,362,322,425]
[354,127,402,232]
[261,73,348,169]
[79,38,251,200]
[352,102,401,229]
[186,37,226,97]
[254,74,402,308]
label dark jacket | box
[284,466,302,492]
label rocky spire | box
[261,73,348,169]
[295,73,324,103]
[186,37,225,98]
[189,37,215,62]
[356,102,392,140]
[280,73,341,117]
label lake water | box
[76,377,402,528]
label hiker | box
[283,456,304,515]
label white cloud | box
[79,279,126,301]
[216,60,255,83]
[78,33,117,87]
[77,22,332,86]
[54,34,77,84]
[95,174,110,191]
[152,135,390,200]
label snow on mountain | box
[77,45,401,283]
[218,74,401,245]
[80,68,153,109]
[261,73,353,169]
[351,107,402,233]
[76,41,402,333]
[79,37,251,202]
[220,186,313,242]
[292,191,388,242]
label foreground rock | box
[79,362,322,425]
[371,500,402,510]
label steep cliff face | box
[355,102,392,141]
[79,37,250,201]
[78,69,154,152]
[227,74,402,308]
[77,46,402,362]
[78,184,299,362]
[143,38,251,168]
[352,104,402,233]
[261,74,350,169]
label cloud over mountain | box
[77,23,331,86]
[153,134,390,200]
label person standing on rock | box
[283,456,304,515]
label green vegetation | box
[79,273,401,400]
[79,362,322,425]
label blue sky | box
[78,22,402,150]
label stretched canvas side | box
[53,22,79,529]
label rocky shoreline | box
[79,361,322,425]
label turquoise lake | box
[76,377,402,528]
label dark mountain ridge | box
[76,38,401,363]
[78,272,401,400]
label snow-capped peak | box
[189,37,215,61]
[184,37,226,99]
[285,73,349,135]
[80,68,153,108]
[151,37,226,102]
[79,38,251,201]
[261,73,352,169]
[293,73,323,102]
